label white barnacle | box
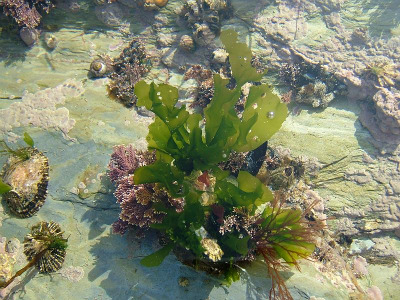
[201,238,224,262]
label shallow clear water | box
[0,0,399,299]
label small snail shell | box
[44,33,57,50]
[89,56,113,78]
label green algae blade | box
[219,29,265,86]
[222,234,250,256]
[234,84,288,152]
[140,242,174,267]
[223,265,241,286]
[0,179,12,194]
[23,132,34,147]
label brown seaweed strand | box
[254,192,325,299]
[0,248,47,289]
[258,246,293,300]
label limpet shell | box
[1,148,49,218]
[23,221,66,273]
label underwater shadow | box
[80,175,120,240]
[0,19,29,66]
[242,260,304,300]
[5,268,38,299]
[87,230,217,300]
[241,262,273,299]
[353,114,379,157]
[332,98,381,157]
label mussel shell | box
[1,148,49,218]
[23,221,66,273]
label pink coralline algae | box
[108,144,155,183]
[2,0,40,28]
[108,145,157,234]
[114,177,165,230]
[108,145,182,235]
[1,0,55,29]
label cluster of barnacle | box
[279,63,302,89]
[218,151,248,176]
[363,61,400,87]
[295,81,335,108]
[178,0,233,46]
[279,60,345,108]
[108,145,184,236]
[1,0,55,28]
[90,39,151,107]
[257,146,306,191]
[184,64,214,108]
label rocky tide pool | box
[0,1,399,299]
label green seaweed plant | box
[0,132,35,161]
[132,30,318,299]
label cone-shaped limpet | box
[1,147,49,218]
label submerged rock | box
[94,2,127,27]
[359,88,400,149]
[19,27,40,47]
